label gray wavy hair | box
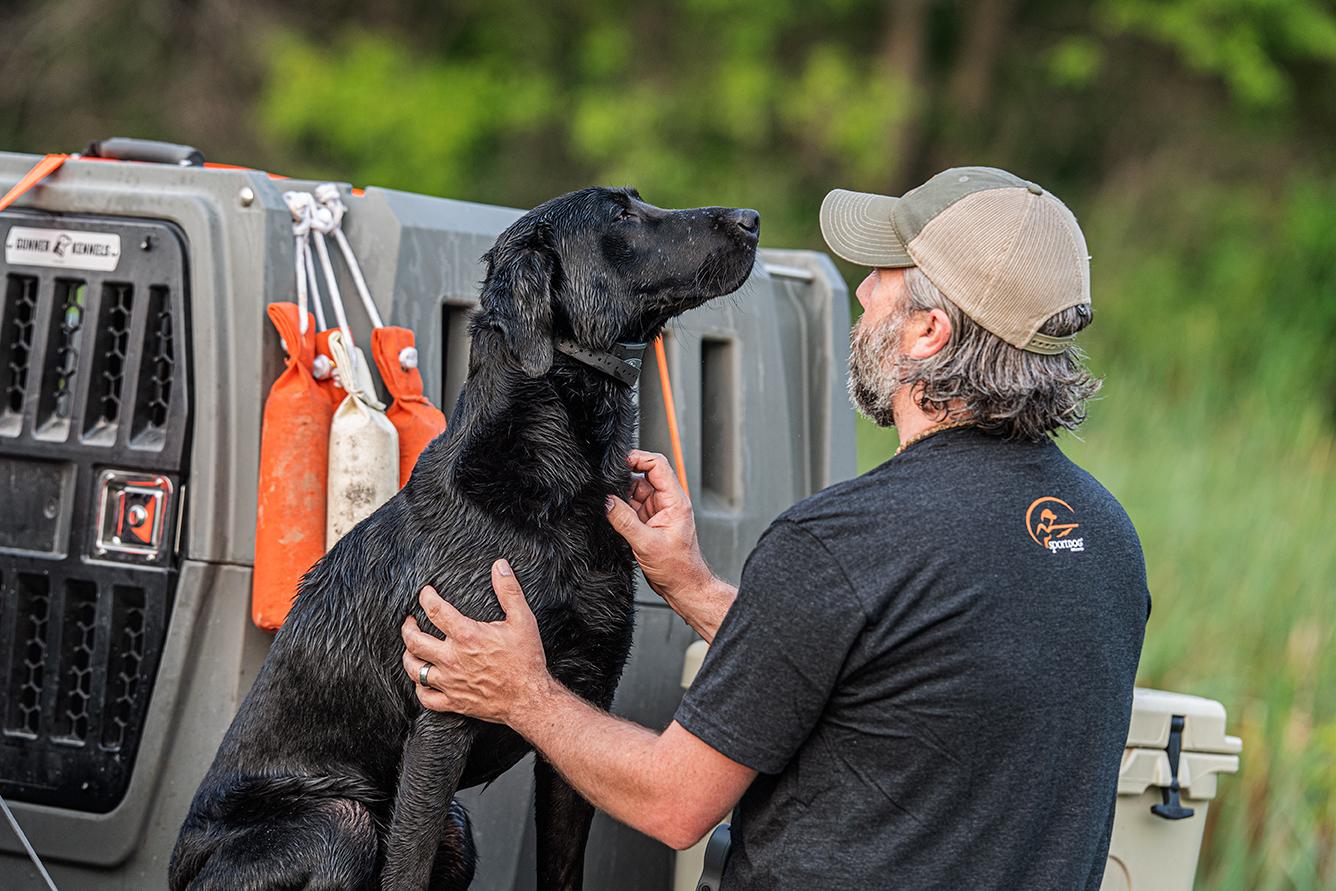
[858,268,1100,441]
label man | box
[401,167,1150,889]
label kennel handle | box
[85,137,205,167]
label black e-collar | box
[554,338,647,387]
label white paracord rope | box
[315,183,385,328]
[283,191,336,380]
[284,191,313,336]
[315,184,418,372]
[291,184,418,379]
[303,241,329,333]
[1,793,59,890]
[308,204,360,388]
[303,240,334,381]
[283,191,333,336]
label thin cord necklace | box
[894,417,976,457]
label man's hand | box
[401,559,555,725]
[605,451,736,641]
[401,546,756,851]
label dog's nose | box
[726,208,760,237]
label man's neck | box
[891,390,969,445]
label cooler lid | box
[1126,687,1242,754]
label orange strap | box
[654,335,690,496]
[0,154,69,213]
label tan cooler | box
[1101,688,1242,891]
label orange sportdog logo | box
[1026,497,1084,554]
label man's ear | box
[908,307,953,359]
[480,218,557,377]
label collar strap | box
[554,338,647,387]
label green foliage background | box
[3,1,1335,886]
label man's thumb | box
[492,559,531,619]
[605,495,646,544]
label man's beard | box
[847,310,907,428]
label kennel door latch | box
[93,469,174,561]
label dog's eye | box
[617,207,640,223]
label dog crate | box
[0,150,855,889]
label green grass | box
[1071,378,1336,890]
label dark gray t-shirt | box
[675,427,1149,890]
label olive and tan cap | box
[820,166,1091,355]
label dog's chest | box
[534,568,636,684]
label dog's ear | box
[480,217,557,377]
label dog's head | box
[477,187,759,377]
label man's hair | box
[899,267,1101,441]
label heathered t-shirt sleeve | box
[674,518,866,774]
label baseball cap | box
[820,166,1091,355]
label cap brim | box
[819,189,915,268]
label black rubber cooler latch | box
[1150,714,1196,820]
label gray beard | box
[847,310,907,428]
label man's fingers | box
[416,684,453,713]
[628,477,655,523]
[626,450,687,506]
[628,475,654,508]
[403,646,434,686]
[402,616,449,663]
[605,494,649,546]
[491,559,533,621]
[627,449,666,468]
[418,585,468,635]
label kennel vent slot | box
[36,280,88,434]
[130,285,175,447]
[102,584,147,751]
[53,579,99,743]
[83,282,134,442]
[439,302,475,415]
[6,572,52,738]
[699,336,740,508]
[1,274,39,430]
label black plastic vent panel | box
[0,209,190,813]
[0,567,170,811]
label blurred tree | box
[1098,0,1336,106]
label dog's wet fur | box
[168,188,759,890]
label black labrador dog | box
[168,187,759,890]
